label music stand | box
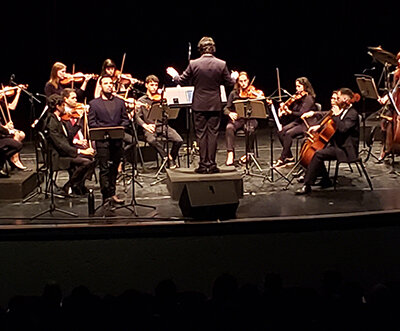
[147,102,180,185]
[234,98,269,179]
[355,74,381,161]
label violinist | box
[295,88,360,195]
[94,59,141,98]
[136,75,183,168]
[275,77,317,168]
[224,72,264,166]
[0,84,27,170]
[61,88,90,150]
[44,62,93,98]
[45,94,95,195]
[0,122,23,178]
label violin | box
[114,70,144,86]
[239,85,265,99]
[61,103,89,121]
[0,84,28,98]
[278,91,307,117]
[60,73,99,85]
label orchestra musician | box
[0,84,27,170]
[223,71,268,166]
[167,36,238,174]
[295,88,360,195]
[88,75,129,205]
[45,94,95,195]
[61,89,89,147]
[136,75,183,168]
[377,51,400,161]
[94,58,141,98]
[275,77,317,168]
[44,62,93,98]
[0,122,23,178]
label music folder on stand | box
[233,98,269,179]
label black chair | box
[31,131,77,219]
[332,115,373,191]
[332,157,373,191]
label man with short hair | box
[88,75,129,205]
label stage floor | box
[1,131,400,230]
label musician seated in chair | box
[295,88,360,195]
[0,123,23,178]
[224,72,270,166]
[377,51,400,161]
[136,75,183,169]
[45,94,95,195]
[275,77,317,168]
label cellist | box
[295,88,360,195]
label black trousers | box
[304,145,337,185]
[0,137,23,168]
[68,155,95,189]
[144,125,183,160]
[277,122,306,160]
[96,139,123,200]
[225,118,258,153]
[193,110,220,169]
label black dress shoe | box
[194,167,208,174]
[295,184,312,195]
[315,178,333,188]
[208,166,220,174]
[0,170,9,178]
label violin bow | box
[276,68,282,102]
[71,63,75,90]
[116,53,127,93]
[1,84,12,124]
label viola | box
[61,103,89,121]
[0,84,28,98]
[149,94,162,101]
[278,91,307,117]
[60,73,99,85]
[239,85,265,99]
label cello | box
[298,110,336,168]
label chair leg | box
[358,160,373,191]
[333,161,340,190]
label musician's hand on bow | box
[301,111,315,120]
[166,67,179,79]
[378,95,389,105]
[228,112,238,122]
[143,123,156,134]
[308,125,320,134]
[231,71,239,80]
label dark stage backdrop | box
[1,0,397,135]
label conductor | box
[167,36,238,174]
